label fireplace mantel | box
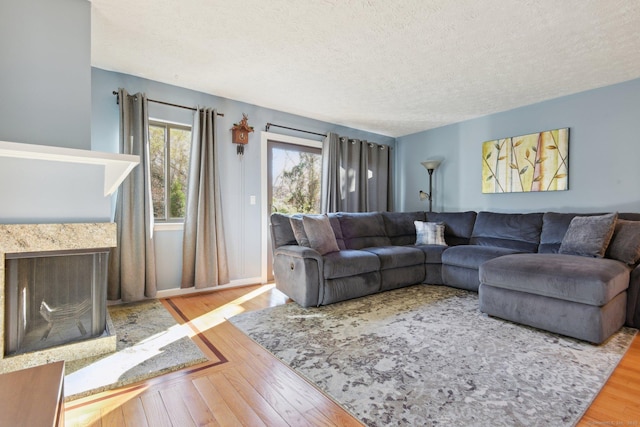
[0,141,139,196]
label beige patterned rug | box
[65,299,207,400]
[230,285,636,427]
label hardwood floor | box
[65,284,640,426]
[65,284,362,427]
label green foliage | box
[272,151,321,214]
[149,125,166,218]
[170,180,186,218]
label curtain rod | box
[265,123,326,137]
[112,91,224,117]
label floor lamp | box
[419,160,441,212]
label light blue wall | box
[0,0,111,223]
[92,68,394,290]
[0,0,91,149]
[396,78,640,214]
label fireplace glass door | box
[4,249,109,356]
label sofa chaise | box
[270,210,640,344]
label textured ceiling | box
[90,0,640,137]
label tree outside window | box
[271,147,321,214]
[149,121,191,221]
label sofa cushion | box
[361,246,425,270]
[289,216,310,247]
[326,213,346,250]
[470,212,543,252]
[414,221,447,246]
[480,253,630,306]
[426,211,477,246]
[336,212,392,249]
[415,245,449,264]
[559,213,617,258]
[607,220,640,265]
[442,245,525,270]
[303,215,340,255]
[381,211,426,246]
[323,250,380,279]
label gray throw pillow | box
[606,220,640,264]
[559,212,618,258]
[303,214,340,255]
[289,217,310,247]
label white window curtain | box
[181,108,229,289]
[321,132,393,213]
[108,88,157,302]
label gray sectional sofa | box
[270,210,640,344]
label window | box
[149,121,191,221]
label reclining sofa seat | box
[338,212,426,292]
[271,212,381,307]
[441,212,544,291]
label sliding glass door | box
[264,136,322,282]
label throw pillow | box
[414,221,447,246]
[607,220,640,264]
[559,212,618,258]
[303,214,340,255]
[289,217,310,247]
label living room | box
[1,0,640,426]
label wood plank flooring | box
[65,284,640,426]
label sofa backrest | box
[426,211,477,246]
[539,212,585,253]
[381,211,426,246]
[539,212,640,253]
[619,212,640,221]
[336,212,392,249]
[270,212,345,250]
[470,211,543,252]
[270,213,298,249]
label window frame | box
[149,119,192,223]
[268,141,322,215]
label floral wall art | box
[482,128,569,193]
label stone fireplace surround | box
[0,223,117,373]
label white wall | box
[396,78,640,214]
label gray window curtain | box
[321,132,393,213]
[108,88,157,302]
[181,108,230,289]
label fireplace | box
[4,249,109,356]
[0,223,117,373]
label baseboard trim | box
[156,277,265,299]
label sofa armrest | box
[274,245,322,260]
[627,264,640,328]
[273,245,324,307]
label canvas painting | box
[482,128,569,194]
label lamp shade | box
[421,160,441,171]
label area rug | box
[229,285,636,426]
[64,299,208,400]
